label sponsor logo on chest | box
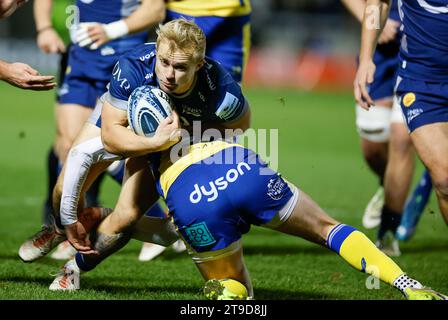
[112,62,130,90]
[139,52,155,61]
[181,105,202,117]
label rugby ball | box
[127,85,174,137]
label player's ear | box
[195,59,205,71]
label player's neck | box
[172,74,197,98]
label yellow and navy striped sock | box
[327,224,404,286]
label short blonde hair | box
[156,18,206,62]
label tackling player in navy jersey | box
[355,0,448,232]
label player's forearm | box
[103,0,165,41]
[359,0,390,62]
[33,0,53,32]
[60,146,96,225]
[341,0,366,23]
[60,137,121,225]
[0,59,9,80]
[102,124,163,158]
[124,0,166,34]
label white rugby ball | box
[127,86,174,137]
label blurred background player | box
[31,0,167,260]
[341,0,432,255]
[165,0,251,84]
[0,0,55,90]
[137,0,252,261]
[355,0,448,243]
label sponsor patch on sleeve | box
[215,92,244,122]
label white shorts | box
[87,93,106,127]
[390,95,406,124]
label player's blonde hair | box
[156,18,206,63]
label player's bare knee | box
[390,137,413,157]
[99,205,142,234]
[79,208,112,234]
[55,137,75,162]
[117,202,145,221]
[432,172,448,200]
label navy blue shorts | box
[367,42,400,101]
[396,76,448,132]
[58,46,119,108]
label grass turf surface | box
[0,83,447,300]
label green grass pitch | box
[0,82,447,300]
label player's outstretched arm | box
[354,0,391,110]
[0,60,56,90]
[34,0,66,54]
[76,0,166,50]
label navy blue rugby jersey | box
[106,43,248,126]
[389,0,400,22]
[397,0,448,81]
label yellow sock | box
[327,224,403,285]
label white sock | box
[393,274,423,292]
